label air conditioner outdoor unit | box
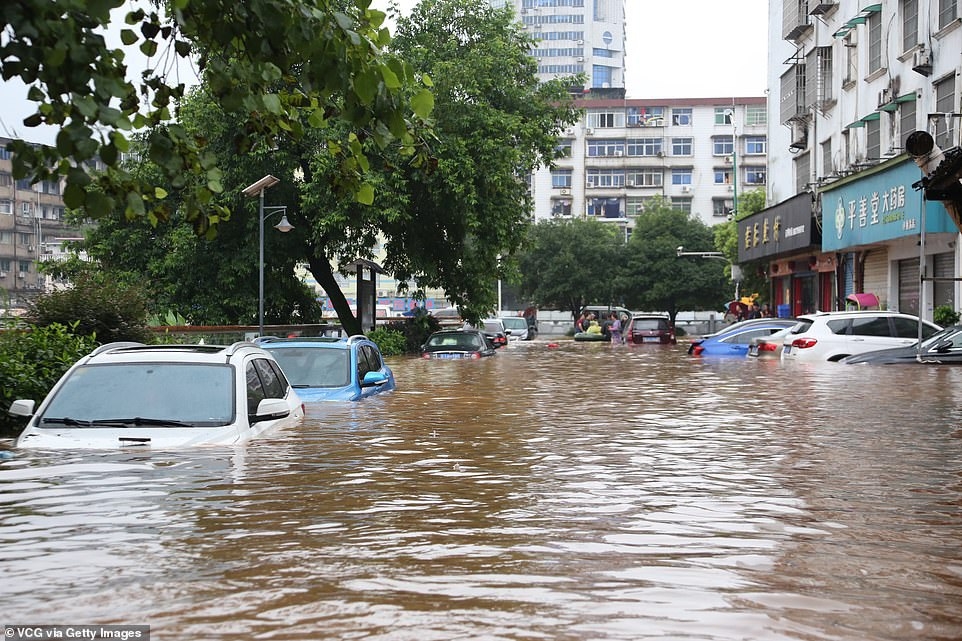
[559,188,570,195]
[877,87,892,108]
[727,185,734,192]
[912,47,932,76]
[613,150,623,157]
[0,272,6,278]
[577,40,584,45]
[586,127,594,135]
[27,245,34,252]
[576,57,584,62]
[724,156,732,164]
[681,186,691,193]
[18,272,26,279]
[626,180,635,187]
[656,151,665,157]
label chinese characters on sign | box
[744,215,782,250]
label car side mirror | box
[252,398,291,423]
[934,340,954,353]
[9,399,35,417]
[361,371,388,387]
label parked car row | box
[690,310,947,364]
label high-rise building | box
[492,0,626,92]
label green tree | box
[619,198,727,324]
[518,218,624,318]
[55,0,580,334]
[2,0,434,234]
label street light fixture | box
[676,246,741,300]
[243,174,294,337]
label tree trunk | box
[307,256,362,336]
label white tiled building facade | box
[491,0,626,91]
[531,97,769,231]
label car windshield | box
[39,363,235,426]
[633,319,668,330]
[919,326,962,349]
[426,333,483,350]
[268,347,351,388]
[501,318,527,330]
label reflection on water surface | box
[2,341,961,640]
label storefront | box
[737,192,827,316]
[819,157,958,319]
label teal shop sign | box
[821,160,954,251]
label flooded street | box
[1,340,961,640]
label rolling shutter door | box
[898,257,920,315]
[933,252,955,309]
[862,252,888,304]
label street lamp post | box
[676,246,741,300]
[242,174,294,337]
[725,108,738,218]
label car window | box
[482,320,504,333]
[787,319,813,335]
[721,328,779,345]
[891,317,921,339]
[358,344,382,378]
[502,318,527,330]
[246,362,267,415]
[40,363,235,425]
[253,358,286,399]
[268,347,351,388]
[850,315,892,337]
[825,319,852,335]
[634,319,668,330]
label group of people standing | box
[574,311,627,344]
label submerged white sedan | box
[11,341,304,449]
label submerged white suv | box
[12,341,305,449]
[780,310,942,362]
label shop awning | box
[834,3,882,37]
[845,120,866,129]
[880,91,917,112]
[861,112,881,122]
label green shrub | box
[934,304,960,327]
[27,276,153,344]
[0,322,98,436]
[366,327,408,356]
[386,314,442,354]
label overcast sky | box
[0,0,769,145]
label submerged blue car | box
[688,319,798,357]
[256,336,396,401]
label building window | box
[586,169,624,188]
[0,148,11,160]
[625,197,649,216]
[625,169,662,187]
[587,139,625,156]
[939,0,958,29]
[934,77,957,149]
[712,136,734,155]
[551,170,572,188]
[744,105,767,126]
[671,108,692,126]
[900,98,917,150]
[626,138,663,156]
[587,111,625,128]
[671,137,692,155]
[867,118,881,159]
[902,0,918,53]
[714,169,733,185]
[0,172,11,187]
[867,12,882,73]
[712,199,733,218]
[844,32,858,84]
[714,107,734,125]
[15,178,32,191]
[794,152,810,193]
[591,65,614,89]
[745,136,766,154]
[0,259,10,273]
[551,199,572,217]
[745,167,767,185]
[18,261,30,274]
[627,106,665,127]
[821,140,833,178]
[0,200,11,215]
[671,168,692,185]
[587,197,622,218]
[555,140,572,157]
[670,197,692,214]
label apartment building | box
[747,0,961,319]
[530,97,769,231]
[491,0,625,92]
[0,137,84,309]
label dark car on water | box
[840,325,962,365]
[421,329,497,360]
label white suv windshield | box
[39,363,235,426]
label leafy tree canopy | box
[618,198,728,323]
[1,0,434,235]
[518,218,624,318]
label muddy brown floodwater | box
[1,340,961,640]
